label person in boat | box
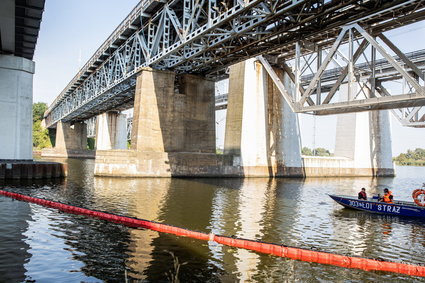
[380,188,393,203]
[358,188,367,200]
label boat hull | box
[329,195,425,218]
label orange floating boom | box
[1,189,424,277]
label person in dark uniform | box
[358,188,367,200]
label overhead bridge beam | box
[44,0,425,127]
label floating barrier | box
[1,189,424,277]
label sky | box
[33,1,424,157]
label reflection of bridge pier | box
[92,177,171,281]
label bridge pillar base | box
[326,83,395,177]
[96,112,127,150]
[0,55,34,160]
[42,121,95,158]
[95,68,220,176]
[131,68,215,153]
[0,160,67,180]
[94,150,304,177]
[224,58,303,177]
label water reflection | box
[0,198,31,282]
[1,161,425,282]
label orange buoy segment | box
[1,189,424,277]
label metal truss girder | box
[44,0,425,127]
[256,55,296,112]
[296,93,425,115]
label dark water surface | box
[1,159,425,282]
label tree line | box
[393,148,425,166]
[33,102,51,149]
[301,147,332,157]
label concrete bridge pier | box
[0,55,34,160]
[94,68,233,177]
[42,121,95,159]
[303,83,395,177]
[130,69,216,153]
[0,54,67,178]
[333,83,394,176]
[224,58,304,177]
[96,112,127,150]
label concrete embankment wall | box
[94,150,305,178]
[94,151,394,178]
[302,156,395,177]
[0,161,67,179]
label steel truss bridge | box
[45,0,425,130]
[85,47,425,139]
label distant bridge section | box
[44,0,425,128]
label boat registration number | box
[348,200,401,213]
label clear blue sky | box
[33,1,424,156]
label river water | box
[0,159,424,282]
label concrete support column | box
[96,112,127,150]
[334,83,394,176]
[55,121,87,151]
[224,59,268,166]
[370,110,394,176]
[131,68,215,153]
[0,55,35,160]
[269,69,303,173]
[131,68,181,152]
[224,58,302,176]
[178,74,216,153]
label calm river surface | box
[1,159,425,282]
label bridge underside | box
[44,0,425,128]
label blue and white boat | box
[329,194,425,218]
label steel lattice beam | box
[44,0,425,127]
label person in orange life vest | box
[381,188,393,203]
[358,188,367,200]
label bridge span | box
[42,0,425,178]
[83,47,425,139]
[44,0,425,126]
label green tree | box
[33,102,48,122]
[393,148,425,166]
[32,102,51,149]
[302,147,313,156]
[33,120,52,149]
[302,146,332,156]
[315,147,331,157]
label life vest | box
[383,191,393,203]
